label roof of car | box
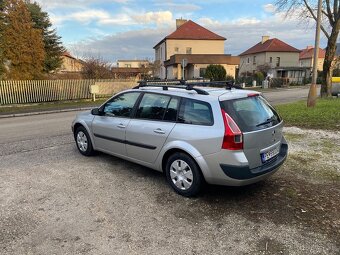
[130,86,260,101]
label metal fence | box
[0,79,136,105]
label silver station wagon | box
[72,81,288,196]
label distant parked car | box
[72,81,288,197]
[331,77,340,97]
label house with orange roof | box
[239,36,309,84]
[299,46,325,71]
[153,19,240,79]
[58,52,84,73]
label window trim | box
[178,98,214,126]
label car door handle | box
[153,128,165,134]
[117,123,126,129]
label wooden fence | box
[0,79,136,105]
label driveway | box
[0,89,339,254]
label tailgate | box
[243,121,283,169]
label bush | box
[253,71,264,81]
[226,75,234,82]
[204,65,226,81]
[333,68,340,77]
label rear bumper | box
[220,143,288,180]
[195,142,288,186]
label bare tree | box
[276,0,340,97]
[81,58,113,79]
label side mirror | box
[91,108,102,116]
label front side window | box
[103,92,140,117]
[136,93,171,120]
[186,47,192,54]
[178,98,213,126]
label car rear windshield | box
[220,96,281,132]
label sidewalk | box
[0,107,93,119]
[0,99,107,118]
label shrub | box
[226,75,234,82]
[204,64,226,81]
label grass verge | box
[0,98,109,115]
[275,98,340,130]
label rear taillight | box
[221,109,243,150]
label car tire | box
[74,126,94,156]
[165,152,204,197]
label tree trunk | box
[322,27,339,97]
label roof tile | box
[166,20,226,40]
[154,20,225,48]
[239,38,300,56]
[299,47,326,59]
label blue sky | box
[36,0,328,63]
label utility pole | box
[307,0,322,107]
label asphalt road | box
[262,86,314,105]
[1,86,338,255]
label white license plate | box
[261,146,280,163]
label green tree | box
[204,64,227,81]
[3,0,45,79]
[26,1,64,73]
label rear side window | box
[178,98,213,126]
[164,97,179,122]
[220,96,281,132]
[136,93,171,120]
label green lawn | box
[0,98,108,115]
[275,98,340,130]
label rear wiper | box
[256,117,275,127]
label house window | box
[186,47,192,54]
[269,57,272,63]
[247,58,250,64]
[253,56,256,65]
[125,64,131,68]
[276,57,280,67]
[199,68,206,77]
[174,47,179,53]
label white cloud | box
[154,3,201,12]
[263,4,276,13]
[132,11,173,26]
[49,9,174,27]
[64,4,327,61]
[35,0,130,10]
[68,28,172,61]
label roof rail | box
[133,79,243,94]
[133,80,210,95]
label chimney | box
[306,45,313,49]
[176,18,187,29]
[262,36,270,44]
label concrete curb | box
[0,107,92,119]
